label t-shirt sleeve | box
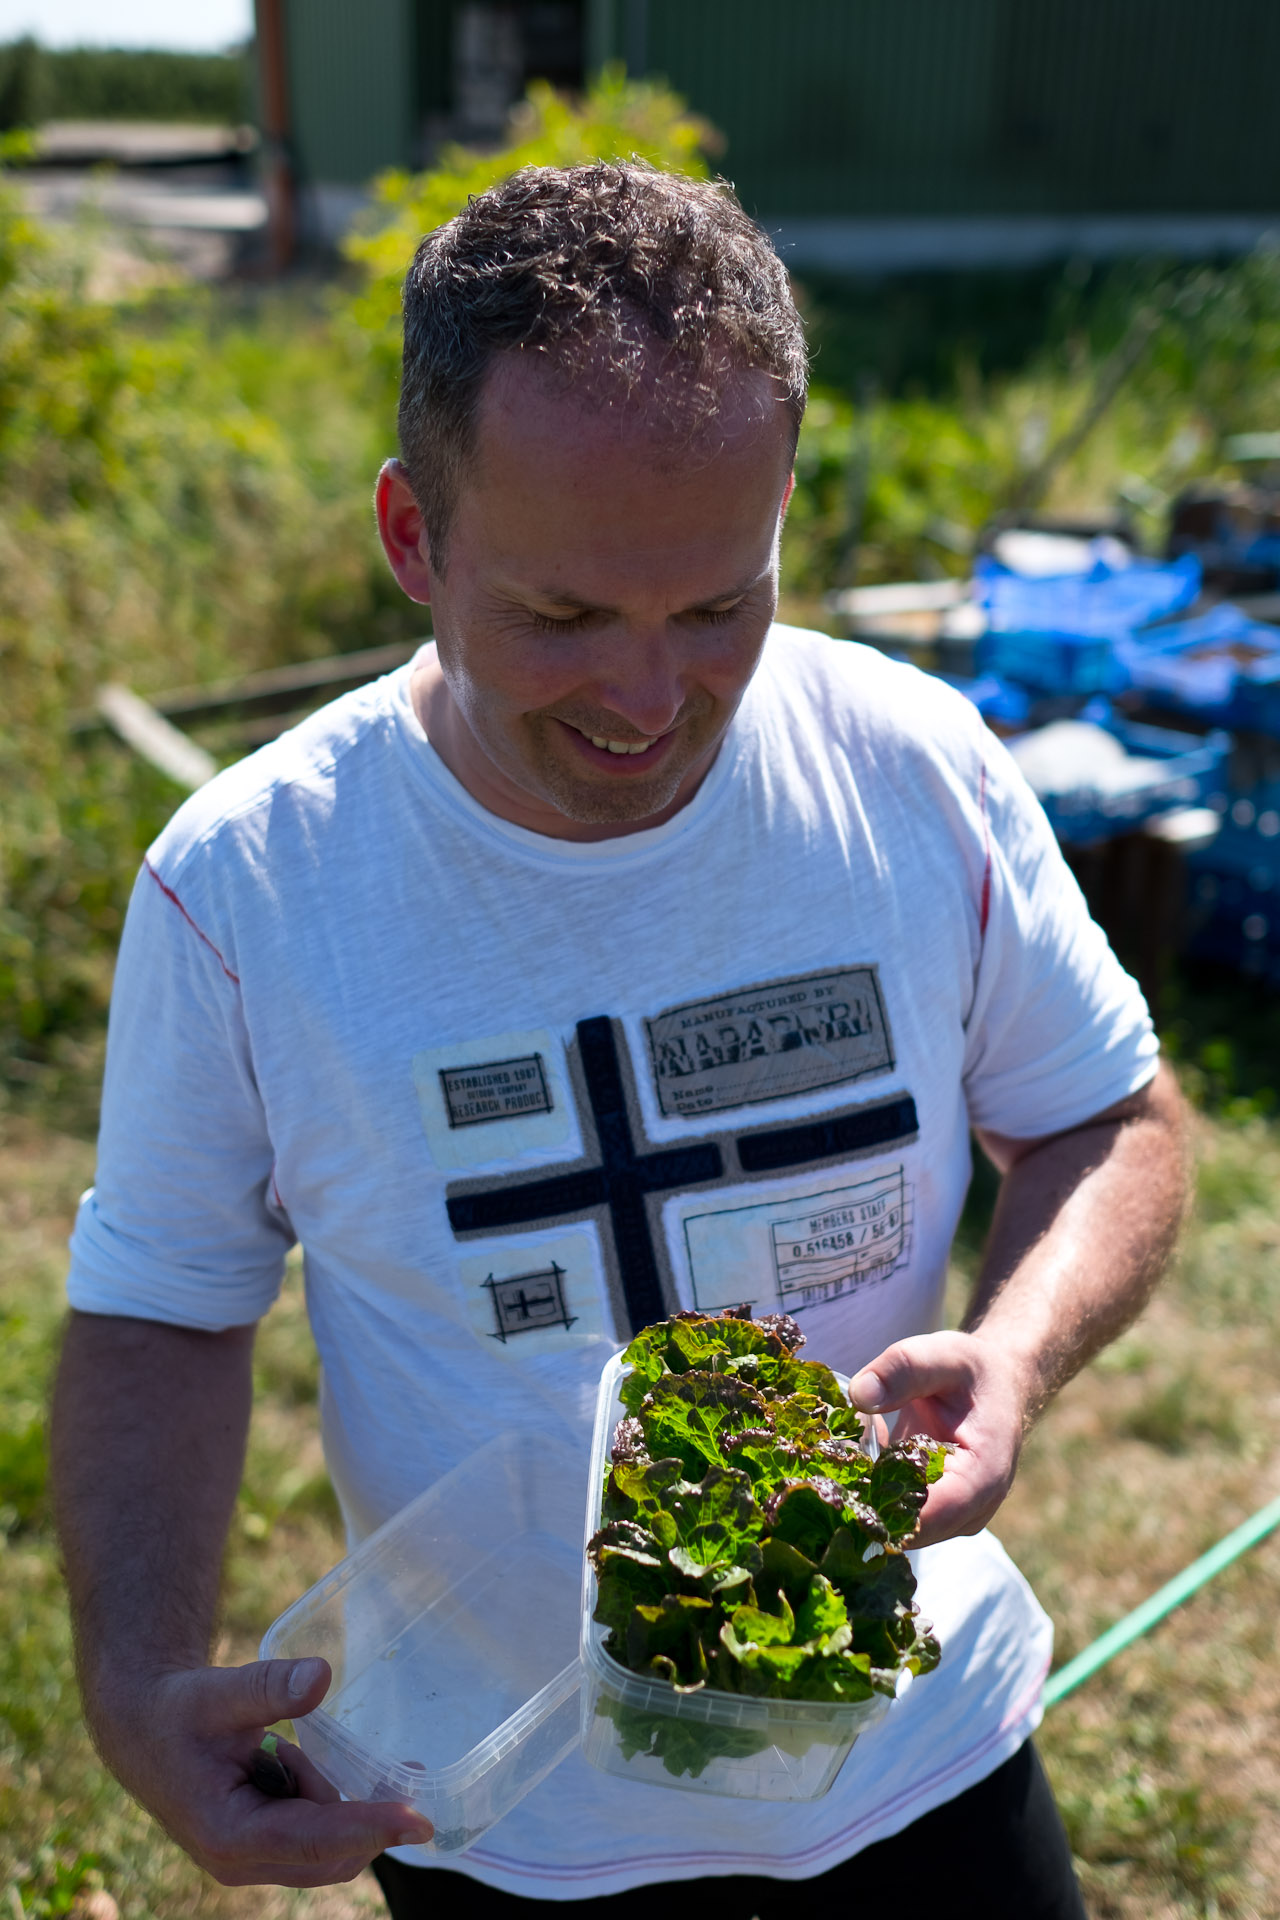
[961,730,1160,1138]
[67,860,294,1331]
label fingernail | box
[850,1370,886,1410]
[287,1657,325,1700]
[394,1824,433,1846]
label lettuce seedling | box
[587,1307,948,1776]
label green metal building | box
[267,0,1280,267]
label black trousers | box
[371,1739,1086,1920]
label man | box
[53,165,1186,1918]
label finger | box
[913,1479,1001,1549]
[241,1792,432,1866]
[258,1738,343,1806]
[191,1657,333,1737]
[207,1853,377,1891]
[910,1437,1016,1548]
[849,1333,977,1413]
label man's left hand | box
[850,1330,1034,1549]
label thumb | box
[849,1334,973,1414]
[197,1656,332,1735]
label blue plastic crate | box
[1127,603,1280,723]
[1185,909,1280,982]
[1119,603,1280,724]
[1184,863,1280,979]
[935,672,1032,731]
[1229,652,1280,737]
[1184,784,1280,880]
[974,553,1201,696]
[1014,716,1230,846]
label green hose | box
[1043,1490,1280,1708]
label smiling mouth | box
[570,724,659,756]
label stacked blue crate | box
[1015,713,1230,846]
[935,672,1032,732]
[973,553,1201,695]
[1185,783,1280,979]
[1119,602,1280,729]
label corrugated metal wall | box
[285,0,415,184]
[629,0,1280,218]
[285,0,1280,213]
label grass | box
[4,1071,1280,1916]
[0,1121,385,1920]
[955,1105,1280,1918]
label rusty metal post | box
[254,0,296,272]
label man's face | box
[382,352,795,841]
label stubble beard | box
[523,705,723,826]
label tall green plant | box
[0,176,412,1097]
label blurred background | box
[4,7,1280,1919]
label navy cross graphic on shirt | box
[446,1016,918,1335]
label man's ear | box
[779,470,796,526]
[375,459,434,604]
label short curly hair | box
[398,162,808,569]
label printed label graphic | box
[646,967,893,1117]
[483,1262,575,1341]
[439,1054,552,1129]
[414,1027,574,1172]
[458,1227,610,1356]
[681,1165,909,1315]
[770,1170,905,1302]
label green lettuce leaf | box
[626,1591,716,1686]
[640,1371,771,1473]
[592,1546,674,1637]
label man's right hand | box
[95,1655,433,1888]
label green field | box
[5,75,1280,1920]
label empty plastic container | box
[578,1353,897,1802]
[260,1428,585,1854]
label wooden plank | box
[70,640,421,735]
[97,685,218,792]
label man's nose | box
[588,633,687,736]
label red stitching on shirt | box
[143,858,241,985]
[990,764,997,944]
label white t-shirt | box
[68,627,1157,1898]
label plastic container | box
[1010,716,1230,846]
[260,1429,584,1854]
[578,1353,896,1802]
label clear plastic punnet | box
[579,1352,901,1802]
[260,1428,584,1854]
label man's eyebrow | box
[521,569,772,614]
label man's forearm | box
[51,1311,255,1739]
[850,1060,1190,1546]
[966,1057,1189,1427]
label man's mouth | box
[571,725,659,756]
